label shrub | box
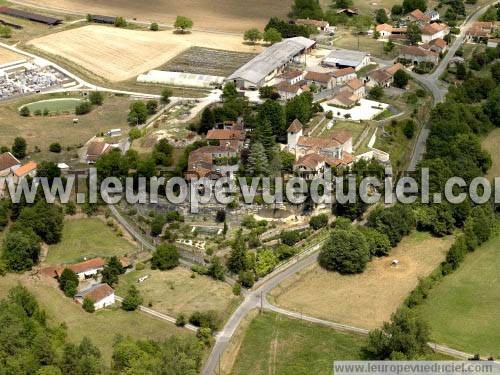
[197,327,213,346]
[208,256,226,281]
[176,313,187,326]
[121,285,142,311]
[114,16,127,28]
[34,109,42,116]
[75,101,92,115]
[361,227,391,257]
[19,106,30,117]
[280,230,302,246]
[43,108,50,116]
[274,244,297,261]
[58,268,79,298]
[403,120,416,139]
[49,142,62,153]
[255,248,278,277]
[129,128,142,140]
[238,270,255,288]
[150,22,159,31]
[65,201,77,215]
[189,310,221,331]
[151,244,179,270]
[309,213,329,230]
[191,264,209,275]
[82,297,95,313]
[135,262,145,271]
[215,210,226,223]
[232,283,241,296]
[89,91,104,105]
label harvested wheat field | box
[269,231,454,329]
[27,25,263,81]
[15,0,292,33]
[0,46,26,66]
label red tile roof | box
[376,23,393,32]
[384,63,404,76]
[0,152,20,171]
[409,9,427,20]
[69,257,106,274]
[206,129,245,141]
[80,284,114,303]
[279,70,304,79]
[369,69,392,84]
[288,119,303,133]
[331,130,352,145]
[14,161,37,177]
[346,78,364,90]
[305,71,332,83]
[331,67,355,78]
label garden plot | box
[161,47,257,77]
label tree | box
[407,22,422,45]
[384,40,395,53]
[402,0,427,13]
[198,107,215,134]
[128,101,148,125]
[208,256,226,281]
[361,227,391,256]
[369,85,384,100]
[403,119,416,139]
[114,16,127,28]
[152,138,174,166]
[161,87,173,104]
[151,244,179,270]
[75,101,92,115]
[244,28,262,44]
[248,142,269,176]
[376,8,389,24]
[290,0,323,18]
[318,229,370,274]
[88,91,104,105]
[484,86,500,126]
[334,0,353,8]
[20,106,30,117]
[150,22,159,31]
[121,285,142,311]
[363,307,430,359]
[82,297,95,313]
[255,248,278,277]
[309,213,329,230]
[146,100,158,115]
[49,142,62,153]
[58,268,79,297]
[456,62,467,80]
[263,27,282,44]
[368,205,414,246]
[12,137,27,159]
[391,4,403,15]
[174,16,193,33]
[18,201,64,244]
[2,228,40,271]
[0,24,12,38]
[228,235,247,274]
[393,69,410,88]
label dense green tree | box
[174,16,193,32]
[309,213,329,230]
[402,0,427,13]
[161,87,173,104]
[58,268,79,297]
[318,229,370,274]
[228,234,247,274]
[394,69,410,88]
[484,86,500,126]
[2,227,40,271]
[376,8,389,23]
[368,205,414,246]
[248,142,269,176]
[12,136,27,159]
[146,100,158,115]
[263,27,282,44]
[198,107,216,134]
[334,0,353,8]
[121,285,142,311]
[151,243,180,270]
[285,92,314,125]
[244,28,262,44]
[82,297,95,313]
[361,227,391,256]
[208,256,226,281]
[18,201,64,244]
[265,17,312,38]
[258,100,286,138]
[88,91,104,105]
[290,0,323,19]
[128,101,148,125]
[255,248,278,277]
[152,138,174,166]
[407,22,422,45]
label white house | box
[421,23,449,43]
[75,283,115,310]
[323,49,371,71]
[331,67,357,85]
[66,257,107,281]
[376,23,393,39]
[276,70,305,85]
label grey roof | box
[323,49,369,68]
[424,9,439,17]
[227,37,316,85]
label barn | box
[0,7,62,25]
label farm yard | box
[27,25,263,81]
[0,93,131,162]
[269,231,454,329]
[161,47,257,77]
[12,0,292,33]
[414,227,500,359]
[0,274,192,363]
[115,266,242,324]
[45,217,138,265]
[22,97,83,114]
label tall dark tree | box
[12,137,27,159]
[2,227,40,271]
[198,107,216,134]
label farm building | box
[400,45,439,65]
[89,15,116,24]
[0,7,62,25]
[322,49,371,71]
[75,283,115,310]
[0,19,22,29]
[226,37,316,89]
[138,70,225,88]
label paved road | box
[407,0,499,171]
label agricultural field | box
[269,231,454,329]
[0,274,192,363]
[14,0,292,33]
[115,266,242,323]
[27,25,262,81]
[0,45,26,65]
[415,228,500,358]
[161,47,257,77]
[23,97,83,114]
[45,217,138,265]
[332,28,400,60]
[0,93,131,162]
[0,12,71,44]
[482,128,500,181]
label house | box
[206,127,245,150]
[85,141,111,164]
[421,22,449,43]
[0,152,20,177]
[304,71,334,90]
[400,45,439,65]
[63,257,107,281]
[274,81,305,99]
[343,78,365,100]
[13,161,37,183]
[296,18,330,32]
[227,37,316,89]
[75,283,115,310]
[406,9,429,23]
[488,38,500,48]
[276,70,305,85]
[427,38,447,53]
[331,67,357,85]
[465,21,495,43]
[323,49,371,71]
[185,145,240,181]
[424,9,440,21]
[367,69,393,88]
[376,23,393,39]
[329,91,358,108]
[384,63,404,76]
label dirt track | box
[13,0,292,33]
[27,25,263,82]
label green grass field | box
[23,98,83,114]
[231,312,366,375]
[415,228,500,358]
[45,218,137,265]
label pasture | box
[115,266,241,323]
[269,231,454,329]
[0,274,192,362]
[23,98,83,114]
[482,127,500,181]
[161,47,257,77]
[415,228,500,358]
[27,25,262,81]
[45,217,138,265]
[14,0,292,33]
